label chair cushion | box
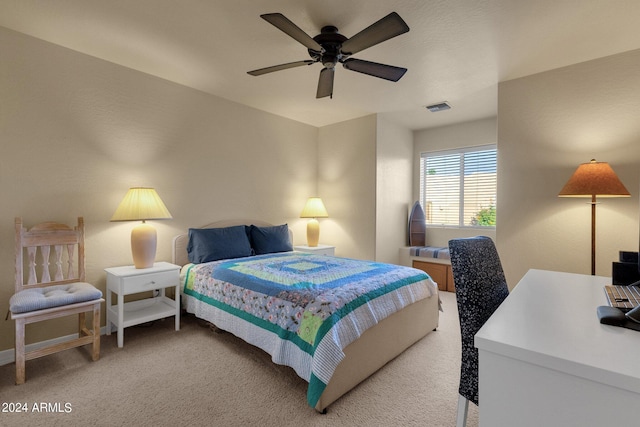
[9,282,103,314]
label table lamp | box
[300,197,328,247]
[558,159,630,275]
[111,187,173,268]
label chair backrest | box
[448,236,509,405]
[15,217,86,293]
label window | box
[419,145,497,227]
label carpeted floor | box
[0,291,478,426]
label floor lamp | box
[558,159,630,275]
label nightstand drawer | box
[121,270,178,293]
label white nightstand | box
[294,244,335,256]
[104,261,181,348]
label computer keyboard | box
[604,285,640,312]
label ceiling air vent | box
[425,102,451,112]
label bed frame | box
[172,220,440,412]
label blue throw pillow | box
[187,225,253,263]
[250,224,293,255]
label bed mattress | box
[181,252,438,408]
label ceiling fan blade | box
[342,58,407,81]
[247,60,316,76]
[261,13,323,52]
[316,67,334,98]
[340,12,409,55]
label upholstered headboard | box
[171,219,292,266]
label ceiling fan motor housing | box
[311,26,348,68]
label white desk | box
[475,269,640,426]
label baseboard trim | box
[0,326,108,367]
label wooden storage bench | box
[412,260,454,292]
[399,246,455,292]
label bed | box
[172,220,440,412]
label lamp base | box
[131,222,157,269]
[306,219,320,247]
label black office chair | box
[448,236,509,427]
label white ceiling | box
[1,0,639,130]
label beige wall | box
[497,49,640,288]
[376,117,414,264]
[317,115,377,261]
[317,115,414,264]
[413,117,498,247]
[0,27,318,350]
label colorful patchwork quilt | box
[181,252,437,408]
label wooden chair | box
[9,217,104,384]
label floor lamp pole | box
[591,195,596,276]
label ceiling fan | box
[247,12,410,99]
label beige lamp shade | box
[111,187,173,221]
[300,197,329,218]
[300,197,329,247]
[558,160,630,275]
[111,188,172,269]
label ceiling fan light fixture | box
[425,102,451,112]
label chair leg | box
[456,394,469,427]
[92,303,100,361]
[78,311,86,335]
[15,319,26,385]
